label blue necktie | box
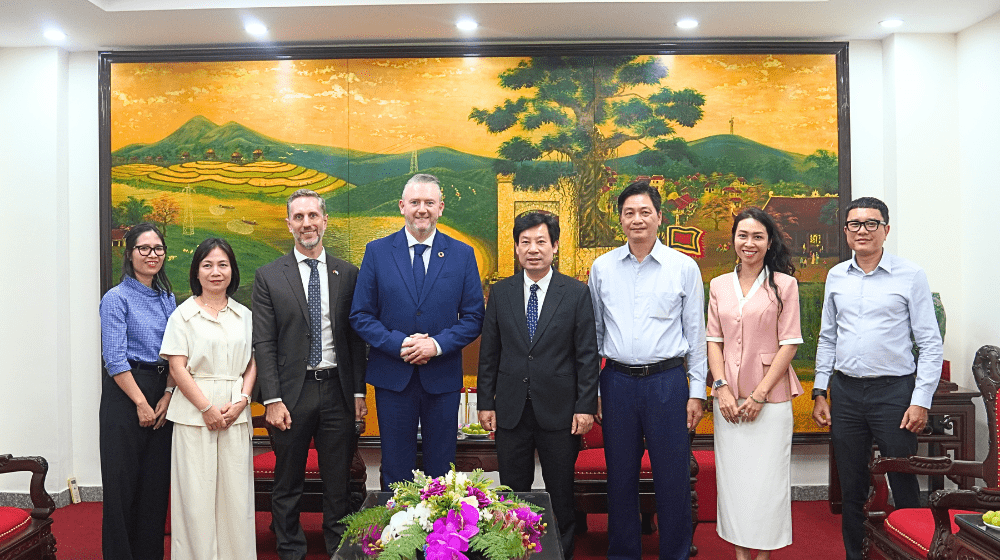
[412,244,427,295]
[306,259,322,367]
[527,284,539,341]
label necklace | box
[198,296,228,313]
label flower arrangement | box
[341,468,546,560]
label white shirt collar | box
[731,265,768,313]
[524,267,554,293]
[404,227,437,249]
[294,247,327,265]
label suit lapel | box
[504,272,530,349]
[281,253,310,323]
[419,232,449,303]
[391,230,419,304]
[327,257,342,329]
[529,270,564,351]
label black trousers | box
[495,399,580,560]
[270,374,353,560]
[831,371,919,560]
[99,370,172,560]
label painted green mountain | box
[610,134,807,170]
[112,116,496,186]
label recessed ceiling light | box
[677,18,699,30]
[456,18,478,32]
[880,19,904,28]
[44,28,66,41]
[245,22,268,37]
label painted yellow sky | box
[111,53,838,158]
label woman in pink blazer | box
[707,207,804,560]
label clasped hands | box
[202,399,248,431]
[400,333,436,365]
[715,385,764,424]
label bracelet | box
[199,403,212,413]
[749,393,766,404]
[240,393,251,403]
[164,386,175,394]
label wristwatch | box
[811,388,828,400]
[164,386,175,394]
[712,379,728,390]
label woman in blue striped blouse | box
[99,223,177,560]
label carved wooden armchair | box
[863,345,1000,560]
[0,455,56,560]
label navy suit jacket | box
[349,228,485,394]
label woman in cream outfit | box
[160,237,257,560]
[707,207,804,560]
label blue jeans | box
[602,363,692,560]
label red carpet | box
[49,501,844,559]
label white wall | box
[0,48,102,501]
[3,21,1000,499]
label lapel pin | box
[438,251,444,258]
[332,269,339,275]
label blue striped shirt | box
[100,275,176,376]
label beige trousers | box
[170,422,257,560]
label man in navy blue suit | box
[350,173,485,488]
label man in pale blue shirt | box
[811,196,943,560]
[589,180,708,560]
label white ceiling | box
[3,0,999,51]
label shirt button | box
[528,356,533,361]
[522,378,528,383]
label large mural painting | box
[103,45,849,437]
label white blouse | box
[160,296,253,427]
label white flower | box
[453,472,469,488]
[460,495,479,509]
[412,502,433,532]
[382,507,418,542]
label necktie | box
[527,284,539,341]
[306,258,322,367]
[412,244,427,295]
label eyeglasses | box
[135,245,166,256]
[845,220,887,232]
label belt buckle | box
[629,364,649,377]
[156,364,166,375]
[313,370,324,381]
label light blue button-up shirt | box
[813,251,943,409]
[589,240,708,399]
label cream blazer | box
[160,296,253,426]
[706,270,804,403]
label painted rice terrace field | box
[111,160,350,197]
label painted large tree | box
[470,56,706,246]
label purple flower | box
[511,507,544,553]
[424,504,481,560]
[420,479,447,500]
[359,524,383,556]
[466,487,491,508]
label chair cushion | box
[574,448,653,480]
[692,450,717,522]
[254,449,321,480]
[0,507,30,545]
[884,508,974,557]
[581,422,604,450]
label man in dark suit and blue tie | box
[252,189,368,560]
[477,212,600,560]
[350,173,485,488]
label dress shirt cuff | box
[779,337,803,345]
[263,398,282,405]
[705,336,724,343]
[432,338,442,356]
[688,380,707,400]
[353,393,365,398]
[910,388,935,410]
[812,374,830,391]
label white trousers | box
[170,422,257,560]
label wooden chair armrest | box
[865,455,960,523]
[0,454,55,519]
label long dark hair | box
[731,207,795,314]
[121,223,172,293]
[189,238,241,297]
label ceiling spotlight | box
[43,28,66,41]
[456,18,478,31]
[880,19,904,28]
[245,22,268,37]
[676,19,699,30]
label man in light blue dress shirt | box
[589,180,708,560]
[811,196,943,560]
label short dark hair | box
[512,212,560,244]
[121,222,172,293]
[617,180,661,215]
[189,238,240,297]
[845,196,890,224]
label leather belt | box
[308,367,338,381]
[128,359,168,375]
[608,357,684,377]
